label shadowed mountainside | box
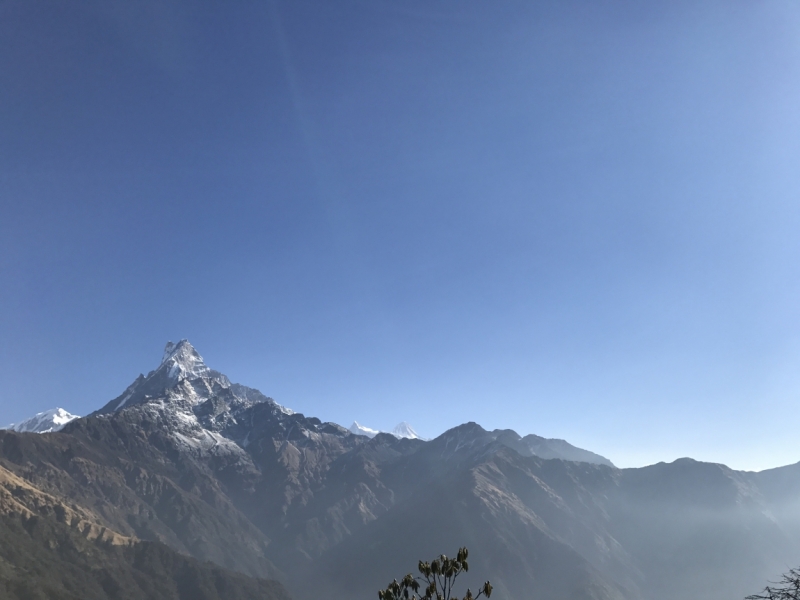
[0,456,289,600]
[0,511,290,600]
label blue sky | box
[2,0,799,470]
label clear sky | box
[2,0,799,470]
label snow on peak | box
[349,421,380,438]
[162,339,190,364]
[348,421,423,440]
[160,339,211,381]
[4,408,80,434]
[392,421,421,439]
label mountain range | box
[1,339,798,600]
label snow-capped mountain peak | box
[96,339,235,414]
[83,339,299,465]
[4,408,80,433]
[349,421,380,438]
[348,421,423,440]
[160,339,212,382]
[391,421,421,439]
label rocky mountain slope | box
[0,456,289,600]
[1,339,798,600]
[0,510,290,600]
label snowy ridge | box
[4,408,79,433]
[349,421,380,438]
[349,420,424,440]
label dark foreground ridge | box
[1,340,800,600]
